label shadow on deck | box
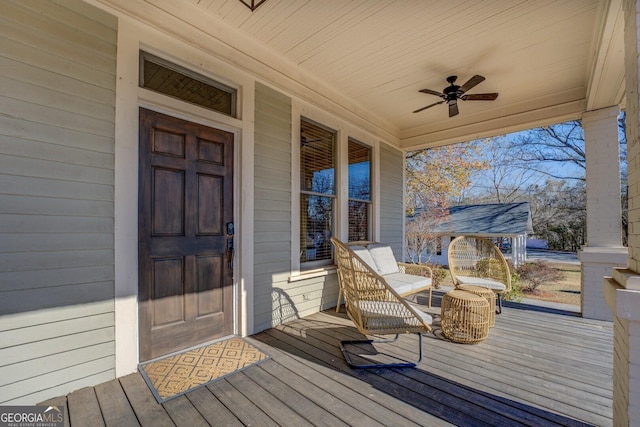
[42,293,613,426]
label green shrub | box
[498,259,521,301]
[507,274,524,301]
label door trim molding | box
[137,108,235,361]
[113,19,255,376]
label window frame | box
[139,51,238,118]
[347,138,372,242]
[291,105,380,278]
[299,117,337,270]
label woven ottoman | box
[457,284,497,327]
[441,290,490,344]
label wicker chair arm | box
[397,262,433,279]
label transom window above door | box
[139,51,237,118]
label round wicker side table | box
[457,285,496,327]
[441,290,490,344]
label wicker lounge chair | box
[331,238,433,368]
[334,241,433,312]
[447,236,512,313]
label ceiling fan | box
[413,75,499,117]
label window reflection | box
[348,139,371,241]
[300,119,336,266]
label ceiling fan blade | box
[419,88,445,97]
[449,101,459,117]
[461,93,499,101]
[458,75,485,93]
[413,100,445,113]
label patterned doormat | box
[139,337,270,403]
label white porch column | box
[605,2,640,425]
[580,106,627,321]
[516,235,526,266]
[510,235,525,266]
[441,236,451,266]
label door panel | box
[139,108,234,361]
[153,168,185,235]
[152,257,185,326]
[197,138,225,164]
[196,254,224,316]
[197,174,223,235]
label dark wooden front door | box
[138,108,234,361]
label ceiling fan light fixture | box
[414,74,499,117]
[238,0,267,11]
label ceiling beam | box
[400,99,586,151]
[586,0,626,110]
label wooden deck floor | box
[42,293,613,426]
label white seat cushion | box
[349,245,378,271]
[380,278,413,295]
[357,300,433,328]
[384,272,432,295]
[413,307,433,325]
[456,276,507,291]
[366,243,399,275]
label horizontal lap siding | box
[0,0,117,404]
[379,142,405,259]
[253,83,291,332]
[253,83,338,332]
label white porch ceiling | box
[183,0,624,149]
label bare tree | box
[405,210,447,263]
[469,137,542,203]
[511,120,586,181]
[527,180,586,251]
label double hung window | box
[298,118,374,270]
[300,119,336,268]
[348,139,371,242]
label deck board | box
[251,332,437,426]
[258,329,427,427]
[243,363,349,427]
[208,379,280,427]
[225,368,312,426]
[184,387,242,426]
[162,395,210,427]
[278,310,600,427]
[41,295,613,427]
[38,395,70,427]
[119,372,174,427]
[94,378,139,427]
[67,386,105,427]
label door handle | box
[226,238,234,271]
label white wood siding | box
[379,142,405,259]
[0,0,117,404]
[253,83,338,332]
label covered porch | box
[43,294,612,427]
[2,1,638,424]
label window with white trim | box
[348,139,372,242]
[300,118,336,268]
[139,51,237,117]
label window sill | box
[289,266,337,282]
